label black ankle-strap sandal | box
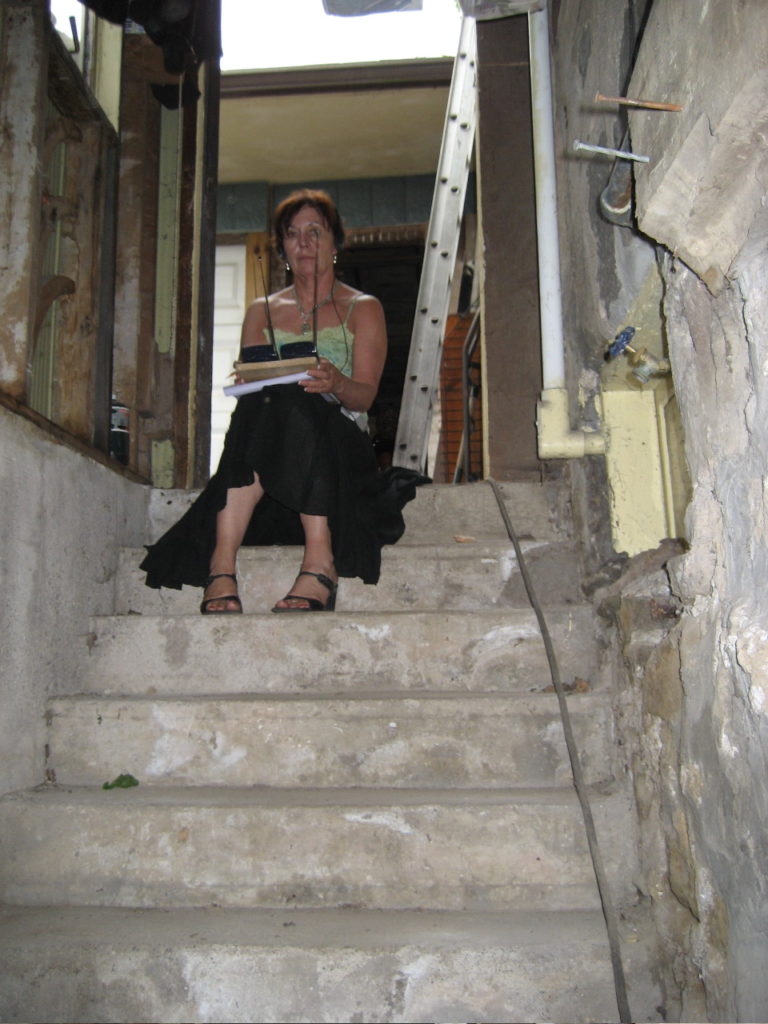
[272,570,338,613]
[200,573,243,615]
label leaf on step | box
[453,535,476,543]
[102,773,140,790]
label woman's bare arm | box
[239,298,268,350]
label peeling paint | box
[476,625,538,652]
[350,623,392,642]
[718,729,738,760]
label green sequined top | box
[268,325,353,376]
[266,295,368,428]
[266,293,362,376]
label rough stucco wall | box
[554,1,768,1019]
[612,249,768,1023]
[629,1,768,296]
[0,407,148,796]
[662,254,768,1022]
[630,4,768,1019]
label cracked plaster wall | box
[555,1,768,1018]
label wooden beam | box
[193,48,222,487]
[0,0,47,402]
[221,58,453,99]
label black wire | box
[488,478,632,1024]
[329,284,351,375]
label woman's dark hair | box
[272,189,346,259]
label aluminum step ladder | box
[393,16,477,473]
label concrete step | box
[0,905,621,1024]
[78,608,601,696]
[45,691,613,789]
[120,537,585,615]
[0,785,603,912]
[145,480,571,548]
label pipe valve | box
[605,326,670,384]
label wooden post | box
[0,0,47,402]
[476,15,542,479]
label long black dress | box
[140,321,427,591]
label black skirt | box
[140,384,427,590]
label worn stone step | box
[145,480,570,547]
[403,479,570,544]
[120,537,584,615]
[45,691,613,789]
[0,905,621,1024]
[0,785,603,912]
[78,608,601,696]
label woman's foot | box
[272,566,338,612]
[200,572,243,615]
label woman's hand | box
[300,358,346,399]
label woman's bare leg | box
[273,513,338,610]
[203,475,264,611]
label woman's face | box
[283,204,336,276]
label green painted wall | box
[217,174,475,233]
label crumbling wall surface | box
[612,248,768,1024]
[554,1,768,1019]
[658,253,768,1023]
[629,0,768,296]
[0,407,148,796]
[629,3,768,1020]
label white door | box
[211,244,247,475]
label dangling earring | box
[333,253,338,265]
[285,262,290,272]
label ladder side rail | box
[393,17,477,472]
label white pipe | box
[528,3,565,391]
[528,3,605,458]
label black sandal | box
[200,573,243,615]
[272,570,338,613]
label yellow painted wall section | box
[602,388,668,556]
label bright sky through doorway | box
[220,0,463,72]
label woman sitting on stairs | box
[141,188,426,614]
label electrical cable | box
[487,477,632,1024]
[453,307,481,483]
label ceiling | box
[218,60,453,184]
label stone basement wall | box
[597,246,768,1022]
[555,1,768,1019]
[656,253,768,1023]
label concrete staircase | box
[0,481,647,1023]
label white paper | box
[223,371,310,398]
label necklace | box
[294,282,335,334]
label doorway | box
[337,238,424,464]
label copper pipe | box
[595,91,682,112]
